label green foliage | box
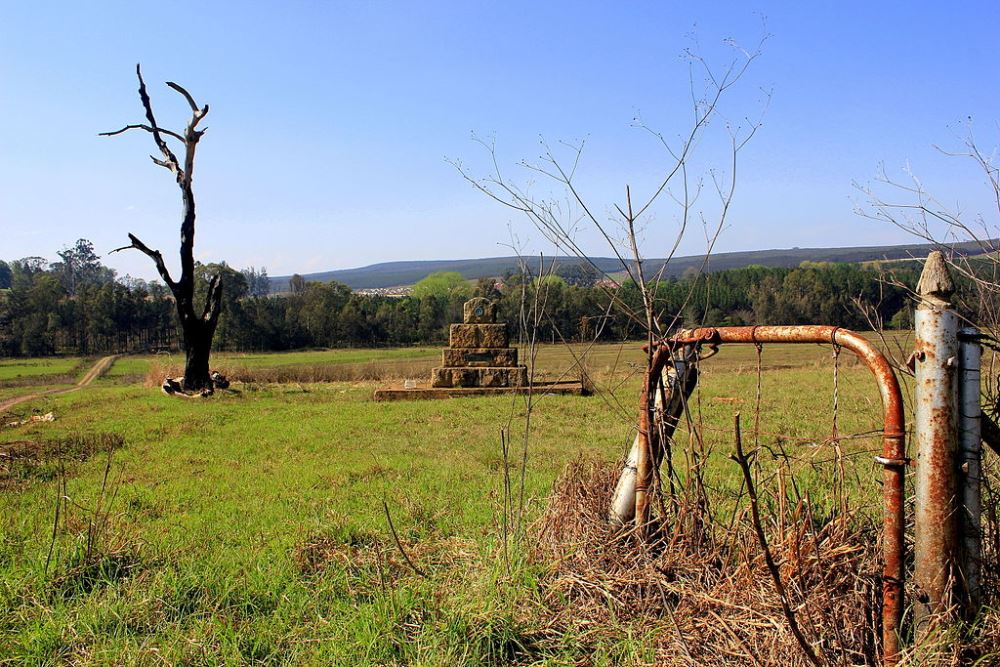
[554,262,599,287]
[51,239,115,296]
[0,243,174,357]
[411,272,472,300]
[269,239,990,291]
[242,266,271,298]
[533,274,567,288]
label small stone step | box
[431,365,528,388]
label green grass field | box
[213,347,441,368]
[104,348,444,387]
[0,357,85,384]
[0,342,911,664]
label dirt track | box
[0,355,119,413]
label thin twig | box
[731,412,823,666]
[381,499,426,578]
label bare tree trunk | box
[180,309,220,391]
[182,328,212,389]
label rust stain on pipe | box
[911,251,960,640]
[634,345,694,535]
[659,325,906,665]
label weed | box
[50,549,142,600]
[0,433,124,489]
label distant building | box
[354,286,411,298]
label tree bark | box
[177,273,222,391]
[181,320,215,390]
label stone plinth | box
[449,323,509,349]
[431,298,527,389]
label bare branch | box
[134,64,182,176]
[166,81,203,116]
[731,414,823,666]
[109,233,176,292]
[99,124,186,143]
[202,273,223,323]
[382,500,426,578]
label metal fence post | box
[914,251,960,636]
[958,327,982,616]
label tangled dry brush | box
[530,459,1000,667]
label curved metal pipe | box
[633,345,697,534]
[655,326,906,665]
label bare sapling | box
[455,33,769,536]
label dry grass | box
[143,358,436,387]
[529,458,1000,666]
[292,527,477,606]
[0,433,124,490]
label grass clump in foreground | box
[0,341,996,664]
[531,456,1000,666]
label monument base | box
[430,365,528,388]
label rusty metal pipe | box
[633,345,697,533]
[615,369,667,526]
[913,253,960,637]
[660,325,906,665]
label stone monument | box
[430,297,527,388]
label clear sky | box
[2,1,998,281]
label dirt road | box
[0,355,119,413]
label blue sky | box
[2,1,998,281]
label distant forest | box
[267,240,993,290]
[0,238,986,358]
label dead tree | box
[103,65,221,392]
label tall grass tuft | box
[38,436,142,603]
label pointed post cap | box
[917,251,955,301]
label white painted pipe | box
[609,430,643,526]
[958,327,982,614]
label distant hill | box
[269,240,992,292]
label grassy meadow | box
[0,339,915,665]
[0,357,87,388]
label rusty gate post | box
[913,251,960,636]
[615,343,698,530]
[958,327,982,615]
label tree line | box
[4,238,983,359]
